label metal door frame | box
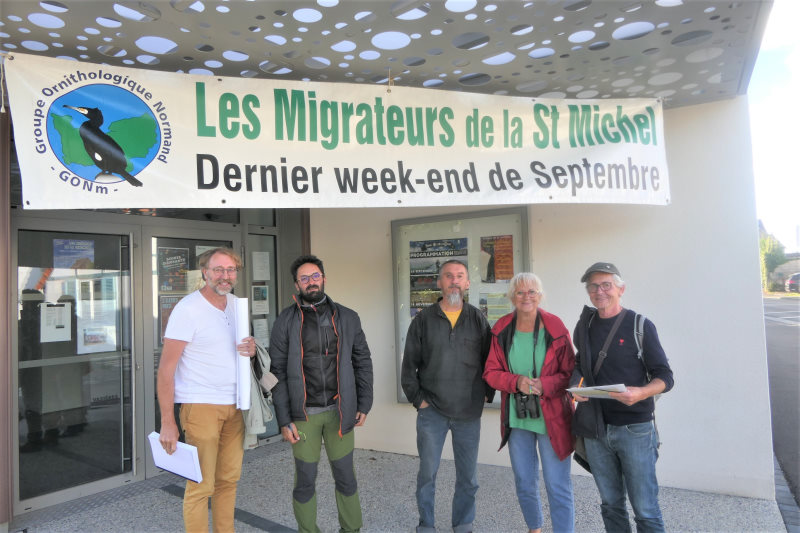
[10,214,143,514]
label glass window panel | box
[91,208,240,224]
[244,208,275,227]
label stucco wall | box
[308,96,774,498]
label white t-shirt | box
[164,290,237,404]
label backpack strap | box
[634,313,661,446]
[634,313,649,380]
[592,309,627,377]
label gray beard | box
[445,290,463,307]
[214,285,232,296]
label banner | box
[5,53,670,209]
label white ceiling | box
[0,0,773,109]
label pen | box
[572,377,584,403]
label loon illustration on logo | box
[48,84,161,189]
[63,105,143,187]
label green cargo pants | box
[291,409,362,533]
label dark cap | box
[580,262,621,283]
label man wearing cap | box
[571,262,674,533]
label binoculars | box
[514,392,541,419]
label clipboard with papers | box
[148,431,203,483]
[566,384,627,399]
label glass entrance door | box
[15,230,133,502]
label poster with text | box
[77,297,118,354]
[409,238,468,315]
[252,286,269,314]
[158,247,189,292]
[159,295,182,345]
[480,292,512,326]
[480,235,513,282]
[53,239,95,269]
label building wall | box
[308,96,774,499]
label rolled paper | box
[235,297,251,410]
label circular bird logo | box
[47,84,161,187]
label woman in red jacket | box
[483,272,575,533]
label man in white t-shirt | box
[157,247,256,533]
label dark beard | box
[299,284,325,304]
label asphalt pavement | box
[764,295,800,531]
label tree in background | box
[759,229,787,290]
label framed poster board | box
[391,207,528,404]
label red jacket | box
[483,308,575,460]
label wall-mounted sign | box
[40,302,71,343]
[6,53,670,209]
[53,239,94,269]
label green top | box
[508,329,547,434]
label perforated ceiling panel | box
[0,0,772,109]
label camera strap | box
[531,314,541,378]
[592,309,626,377]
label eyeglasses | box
[209,267,239,276]
[515,289,541,298]
[586,281,614,293]
[298,272,322,284]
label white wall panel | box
[308,96,773,498]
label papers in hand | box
[566,384,627,398]
[148,431,203,483]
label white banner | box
[5,53,670,209]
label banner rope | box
[0,52,7,113]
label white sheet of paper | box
[235,297,251,410]
[566,384,627,398]
[40,302,71,343]
[148,431,203,483]
[252,251,271,281]
[253,318,270,347]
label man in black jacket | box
[401,259,494,533]
[270,254,373,533]
[572,262,674,533]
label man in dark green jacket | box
[270,254,373,533]
[401,259,494,533]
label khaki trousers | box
[180,403,244,533]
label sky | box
[748,0,800,253]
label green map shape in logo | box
[53,113,159,172]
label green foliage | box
[768,280,784,292]
[759,233,787,288]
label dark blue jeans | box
[415,406,480,533]
[585,421,665,533]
